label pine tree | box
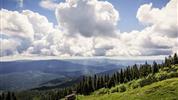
[108,77,115,88]
[126,66,131,81]
[88,76,94,93]
[96,76,101,89]
[12,93,17,100]
[152,61,158,74]
[119,69,124,83]
[132,64,139,79]
[0,94,2,100]
[113,73,117,84]
[93,75,97,90]
[116,72,120,84]
[100,76,104,88]
[6,92,11,100]
[173,53,178,64]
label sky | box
[0,0,178,59]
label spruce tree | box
[12,93,17,100]
[108,77,115,88]
[6,92,11,100]
[173,53,178,64]
[119,69,124,83]
[132,64,139,79]
[152,61,158,74]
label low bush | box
[110,85,126,93]
[162,67,169,72]
[137,78,151,87]
[118,85,126,92]
[168,72,178,78]
[110,87,118,93]
[131,81,140,89]
[155,72,168,81]
[96,88,109,95]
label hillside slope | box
[78,78,178,100]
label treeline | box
[74,53,178,95]
[0,92,17,100]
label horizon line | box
[0,55,167,62]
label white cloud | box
[0,39,19,56]
[0,9,34,40]
[0,9,55,56]
[39,0,58,10]
[55,0,119,37]
[22,10,54,39]
[0,9,34,56]
[134,0,177,55]
[137,0,178,38]
[97,0,177,56]
[0,0,177,57]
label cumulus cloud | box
[133,0,177,55]
[0,9,34,56]
[0,0,177,57]
[0,9,55,56]
[39,0,58,10]
[22,10,54,39]
[0,9,34,40]
[137,0,178,38]
[91,0,177,56]
[55,0,119,37]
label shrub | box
[168,72,178,78]
[171,65,178,71]
[146,74,155,80]
[133,76,156,88]
[110,87,118,93]
[131,81,140,89]
[137,78,151,87]
[155,72,168,81]
[118,85,126,92]
[162,67,169,72]
[96,88,109,95]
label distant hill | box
[0,71,63,91]
[0,59,123,90]
[32,68,120,91]
[0,59,163,91]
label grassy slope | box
[77,78,178,100]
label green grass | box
[77,78,178,100]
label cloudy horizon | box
[0,0,178,59]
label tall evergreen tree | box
[173,53,178,64]
[152,61,158,74]
[108,77,115,88]
[12,93,17,100]
[88,76,94,93]
[119,69,124,83]
[132,64,139,79]
[93,75,97,90]
[6,92,11,100]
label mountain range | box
[0,59,162,91]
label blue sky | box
[1,0,169,32]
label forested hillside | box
[78,78,178,100]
